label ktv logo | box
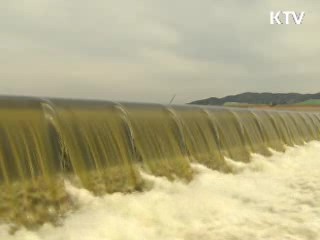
[270,11,305,25]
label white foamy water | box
[1,142,320,240]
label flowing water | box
[0,96,320,238]
[1,142,320,240]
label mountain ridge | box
[189,92,320,106]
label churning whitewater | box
[1,142,320,240]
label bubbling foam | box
[1,141,320,240]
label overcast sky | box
[1,1,319,103]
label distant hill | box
[189,92,320,106]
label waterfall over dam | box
[0,96,320,229]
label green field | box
[295,99,320,105]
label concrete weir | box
[1,96,320,229]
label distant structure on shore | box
[190,92,320,106]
